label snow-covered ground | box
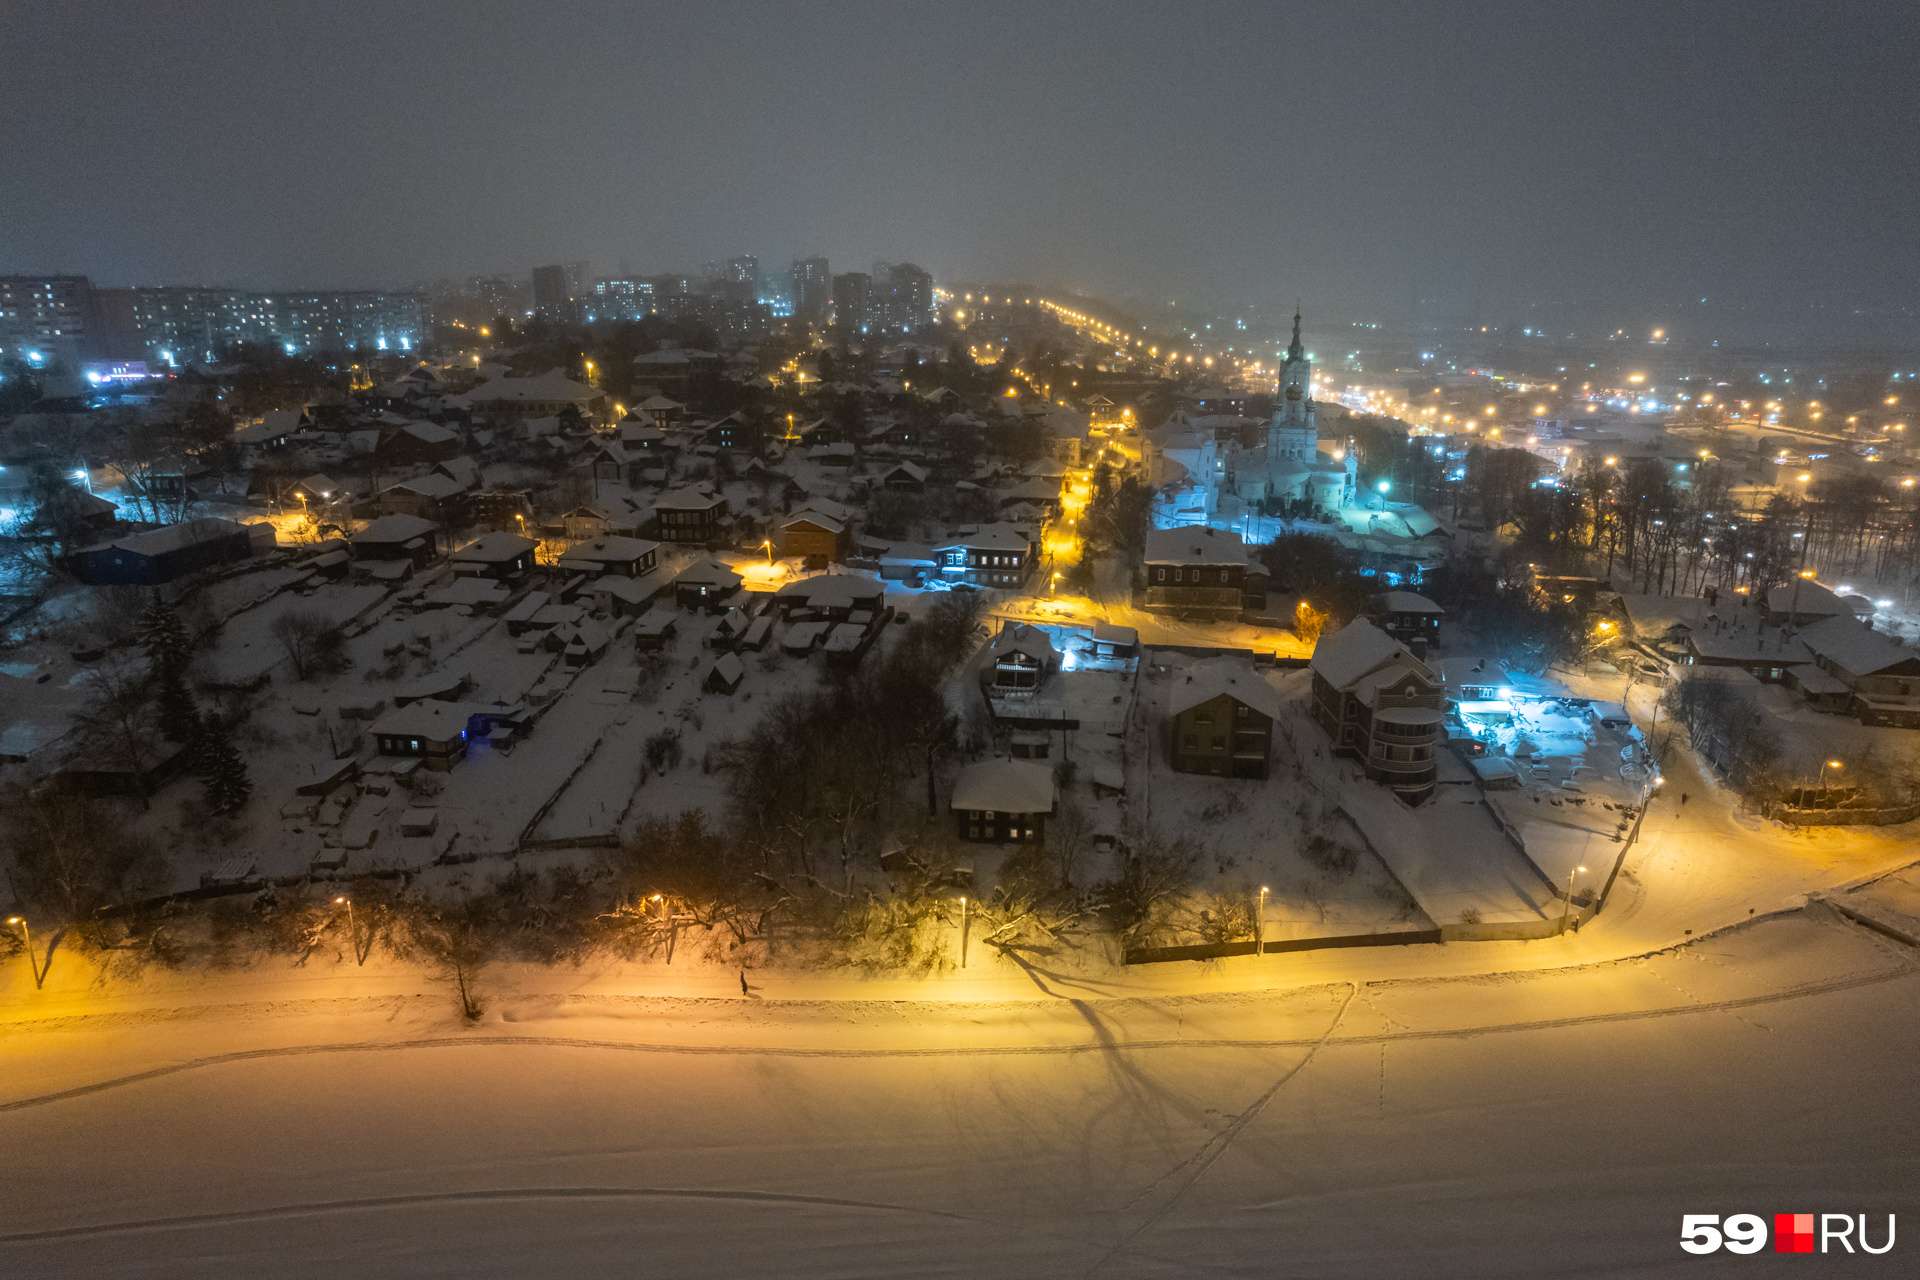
[2,898,1915,1277]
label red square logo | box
[1775,1213,1815,1253]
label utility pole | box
[959,896,969,968]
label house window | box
[1022,828,1034,841]
[1235,704,1248,718]
[1173,569,1184,583]
[968,825,980,839]
[1155,568,1166,582]
[1212,736,1225,751]
[984,810,995,820]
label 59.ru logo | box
[1681,1214,1895,1255]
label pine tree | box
[194,712,253,815]
[138,596,199,742]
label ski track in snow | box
[3,942,1907,1117]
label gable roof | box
[1310,617,1431,690]
[985,624,1059,667]
[353,513,441,545]
[1144,526,1248,567]
[1170,657,1290,720]
[463,368,601,406]
[1379,591,1443,614]
[654,485,726,511]
[383,473,465,500]
[1763,579,1847,617]
[1795,615,1920,678]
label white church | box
[1147,311,1358,532]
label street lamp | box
[959,896,969,968]
[7,915,43,989]
[1822,759,1843,796]
[1560,866,1587,933]
[335,895,364,965]
[762,539,774,565]
[1256,886,1269,957]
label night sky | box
[5,1,1915,335]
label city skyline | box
[5,2,1917,341]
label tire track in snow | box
[1091,983,1359,1276]
[1,959,1911,1117]
[0,1185,991,1246]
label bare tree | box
[270,608,347,681]
[71,655,165,806]
[2,783,155,978]
[403,897,499,1020]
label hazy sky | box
[5,1,1916,335]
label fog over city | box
[6,2,1917,339]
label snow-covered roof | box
[1311,617,1424,691]
[397,422,458,445]
[949,758,1056,815]
[592,575,658,604]
[370,701,479,742]
[77,517,248,558]
[675,557,743,588]
[450,531,537,563]
[1379,591,1443,614]
[986,624,1059,667]
[384,473,465,500]
[823,623,866,652]
[936,528,1028,554]
[557,535,658,568]
[463,368,601,406]
[427,578,509,608]
[435,457,482,489]
[654,485,726,511]
[708,653,746,684]
[297,473,344,498]
[1144,526,1248,567]
[1762,579,1847,617]
[1170,658,1289,720]
[776,575,885,610]
[353,513,440,545]
[1795,615,1920,678]
[783,509,845,534]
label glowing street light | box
[1561,866,1587,933]
[7,914,45,988]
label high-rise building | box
[4,276,422,367]
[726,257,759,288]
[876,263,933,333]
[470,275,520,319]
[128,287,426,362]
[0,275,109,367]
[831,272,872,335]
[593,278,656,321]
[790,258,831,325]
[531,265,571,322]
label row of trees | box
[1349,410,1920,597]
